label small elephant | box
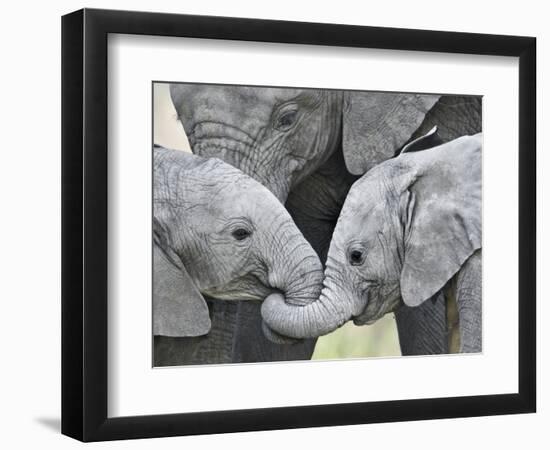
[262,130,482,353]
[170,83,482,357]
[153,146,323,365]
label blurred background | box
[153,82,401,359]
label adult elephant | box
[168,84,481,359]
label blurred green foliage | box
[312,314,401,359]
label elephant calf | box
[153,146,323,363]
[262,129,482,353]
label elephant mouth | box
[352,283,381,325]
[202,273,273,301]
[353,283,401,325]
[353,311,383,326]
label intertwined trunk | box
[261,264,356,339]
[263,213,324,304]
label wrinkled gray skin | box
[168,84,481,360]
[263,133,482,353]
[153,146,322,365]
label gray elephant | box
[153,146,322,365]
[262,131,482,353]
[169,83,482,358]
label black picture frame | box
[61,8,536,442]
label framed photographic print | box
[61,8,536,442]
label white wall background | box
[0,1,546,448]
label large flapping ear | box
[399,135,482,307]
[153,242,211,337]
[399,126,442,154]
[342,92,440,175]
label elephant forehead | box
[175,85,300,112]
[158,162,280,220]
[223,177,282,214]
[343,175,387,218]
[174,85,315,107]
[335,186,390,245]
[172,84,324,132]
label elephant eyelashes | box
[349,249,365,266]
[274,109,298,131]
[232,228,252,241]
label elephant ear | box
[399,126,442,154]
[399,136,482,307]
[153,242,211,337]
[342,92,440,175]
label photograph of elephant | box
[153,81,482,367]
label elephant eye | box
[349,249,365,266]
[232,228,252,241]
[275,109,298,131]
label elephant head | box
[169,85,343,202]
[261,132,482,338]
[153,146,323,339]
[169,84,464,203]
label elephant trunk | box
[257,216,327,342]
[262,266,356,339]
[266,225,324,307]
[189,123,292,202]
